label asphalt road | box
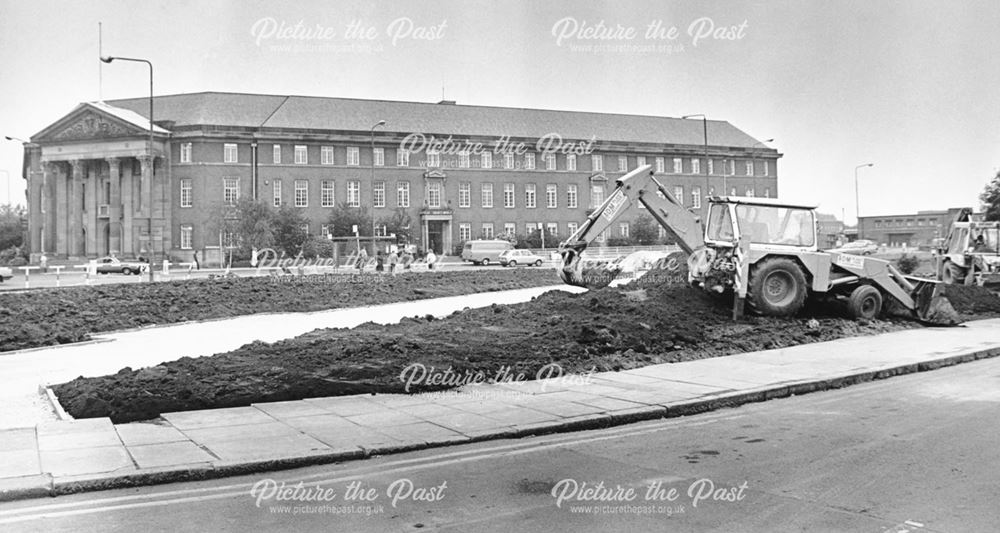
[2,356,998,533]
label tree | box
[379,208,413,243]
[327,204,373,237]
[272,204,308,256]
[630,214,660,245]
[980,170,1000,221]
[204,198,274,264]
[0,204,26,252]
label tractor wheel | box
[942,261,967,284]
[747,257,808,317]
[847,285,883,320]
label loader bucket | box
[559,248,620,289]
[911,280,961,326]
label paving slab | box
[161,406,276,430]
[423,411,514,435]
[114,421,190,446]
[345,409,424,428]
[0,427,37,451]
[0,450,42,478]
[251,400,329,419]
[481,407,563,425]
[127,441,216,469]
[370,421,467,445]
[304,395,382,416]
[201,433,332,463]
[39,445,134,477]
[36,418,123,451]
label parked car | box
[461,240,514,266]
[499,249,545,267]
[0,266,11,282]
[95,256,147,275]
[830,239,878,256]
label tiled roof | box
[105,91,766,148]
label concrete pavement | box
[1,318,999,501]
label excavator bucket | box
[558,248,620,289]
[910,280,961,326]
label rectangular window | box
[180,179,192,208]
[503,152,514,169]
[427,149,440,168]
[301,223,310,236]
[525,153,536,170]
[655,157,665,173]
[397,149,409,167]
[426,181,442,208]
[180,225,193,250]
[546,184,557,208]
[708,160,715,175]
[567,154,577,171]
[294,145,308,165]
[764,161,770,176]
[321,224,331,238]
[591,184,604,208]
[321,146,334,165]
[459,223,471,242]
[546,222,558,236]
[321,180,334,207]
[727,160,735,175]
[373,147,384,167]
[374,181,385,208]
[525,222,537,235]
[273,180,282,207]
[180,143,192,163]
[567,222,578,235]
[619,222,630,238]
[347,147,360,166]
[273,144,281,164]
[347,180,360,207]
[481,151,492,169]
[618,156,628,172]
[295,180,308,207]
[692,187,702,209]
[481,223,494,239]
[459,151,470,168]
[503,222,516,238]
[224,143,238,163]
[691,158,700,174]
[746,188,755,197]
[674,186,684,205]
[592,155,603,172]
[397,181,410,207]
[525,183,536,208]
[545,154,556,171]
[763,188,771,198]
[223,231,238,248]
[636,156,646,168]
[745,160,754,176]
[567,184,578,208]
[672,157,683,173]
[459,182,471,208]
[223,177,239,205]
[481,183,494,208]
[504,183,515,208]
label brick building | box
[20,92,779,262]
[858,208,969,248]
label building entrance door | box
[427,221,444,255]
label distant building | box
[19,92,780,261]
[858,208,969,248]
[815,212,845,249]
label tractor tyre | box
[747,257,808,317]
[847,284,883,320]
[942,261,967,285]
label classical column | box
[86,164,98,256]
[54,163,67,256]
[40,162,58,255]
[108,157,121,255]
[68,160,84,257]
[122,159,134,255]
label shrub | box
[896,253,920,274]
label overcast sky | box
[1,0,998,223]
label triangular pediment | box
[424,169,447,179]
[589,172,608,181]
[33,102,167,142]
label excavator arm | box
[559,164,705,287]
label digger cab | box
[704,197,819,251]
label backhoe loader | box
[559,165,959,325]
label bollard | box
[19,266,38,289]
[52,265,65,287]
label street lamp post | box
[681,115,710,208]
[101,55,155,282]
[750,138,774,197]
[854,163,874,237]
[370,120,386,258]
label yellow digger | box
[559,165,960,325]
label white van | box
[461,240,514,266]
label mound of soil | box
[56,277,927,423]
[0,269,560,353]
[937,284,1000,318]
